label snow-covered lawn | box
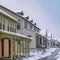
[23,48,56,60]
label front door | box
[1,39,11,57]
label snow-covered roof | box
[0,30,33,40]
[0,9,18,22]
[48,38,51,40]
[36,33,47,39]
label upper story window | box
[3,18,5,30]
[8,20,9,31]
[9,20,17,32]
[34,27,39,33]
[28,35,31,37]
[9,20,11,31]
[0,16,2,29]
[17,23,20,30]
[34,27,36,31]
[29,24,32,29]
[24,21,28,28]
[0,14,18,33]
[37,29,39,33]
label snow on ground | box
[55,52,60,60]
[23,48,56,60]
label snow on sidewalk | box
[23,48,56,60]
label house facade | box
[20,17,40,50]
[0,5,41,52]
[0,5,59,59]
[0,5,32,58]
[36,33,48,50]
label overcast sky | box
[0,0,60,41]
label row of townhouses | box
[0,5,59,59]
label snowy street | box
[55,51,60,60]
[23,48,59,60]
[40,48,60,60]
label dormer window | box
[25,16,29,20]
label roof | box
[0,5,41,30]
[0,9,19,22]
[36,33,47,39]
[0,30,33,40]
[17,13,41,30]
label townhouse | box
[17,13,41,49]
[0,5,40,50]
[0,5,32,58]
[0,5,48,53]
[47,37,58,48]
[0,5,59,59]
[36,33,48,50]
[15,12,48,51]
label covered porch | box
[0,30,31,59]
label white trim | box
[0,30,33,40]
[0,9,18,22]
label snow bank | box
[46,48,56,53]
[57,58,60,60]
[58,52,60,54]
[23,57,36,60]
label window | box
[48,42,49,46]
[28,35,31,37]
[0,24,1,29]
[37,29,39,33]
[12,21,14,32]
[40,38,42,44]
[3,18,5,30]
[0,16,2,29]
[17,23,20,30]
[14,22,16,32]
[9,20,12,32]
[9,20,17,32]
[8,20,9,31]
[10,21,12,32]
[30,24,32,29]
[51,42,52,46]
[11,21,14,32]
[34,27,36,31]
[24,21,28,28]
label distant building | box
[36,33,48,49]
